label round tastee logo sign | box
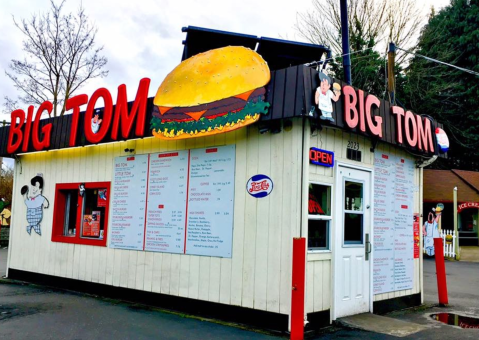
[246,174,273,198]
[435,128,449,153]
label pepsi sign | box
[247,174,273,198]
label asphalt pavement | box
[423,256,479,308]
[1,247,479,339]
[0,281,280,340]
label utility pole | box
[453,187,460,260]
[388,42,396,105]
[339,0,352,85]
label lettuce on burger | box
[151,46,271,139]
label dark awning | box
[181,26,330,71]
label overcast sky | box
[0,0,451,137]
[0,0,451,169]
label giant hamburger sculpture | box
[151,46,271,139]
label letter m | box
[112,78,151,140]
[416,115,434,153]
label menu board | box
[186,146,235,257]
[110,146,235,258]
[144,151,188,253]
[373,153,414,294]
[110,155,149,250]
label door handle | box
[365,233,372,261]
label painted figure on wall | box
[20,174,49,236]
[315,71,341,123]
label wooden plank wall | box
[305,126,422,314]
[7,118,304,316]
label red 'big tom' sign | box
[7,78,151,154]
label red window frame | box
[52,181,110,246]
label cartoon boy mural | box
[91,110,102,134]
[21,174,49,236]
[315,71,341,122]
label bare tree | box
[2,97,19,116]
[295,0,425,65]
[5,0,108,117]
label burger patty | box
[153,87,265,121]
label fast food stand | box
[0,27,446,331]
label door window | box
[344,181,364,245]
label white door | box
[333,165,372,319]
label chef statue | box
[315,70,341,123]
[21,174,49,236]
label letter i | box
[22,105,35,152]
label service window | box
[52,182,110,246]
[308,183,331,251]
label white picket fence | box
[423,229,457,258]
[441,230,457,259]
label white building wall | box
[305,126,422,314]
[7,119,423,318]
[7,119,304,316]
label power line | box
[305,47,375,67]
[396,46,479,77]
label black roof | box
[181,26,330,71]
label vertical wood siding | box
[8,119,304,316]
[8,121,422,318]
[305,126,422,313]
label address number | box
[347,141,360,150]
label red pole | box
[434,238,449,306]
[291,237,306,340]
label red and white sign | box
[343,85,435,153]
[436,128,449,153]
[97,189,107,207]
[413,213,420,259]
[7,78,151,154]
[458,202,479,213]
[246,174,273,198]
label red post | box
[291,237,306,340]
[434,238,449,306]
